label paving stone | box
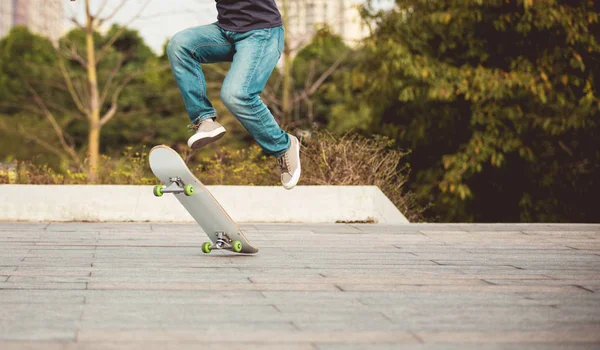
[8,276,90,283]
[72,343,315,350]
[0,304,82,341]
[87,282,339,292]
[248,276,488,285]
[415,327,600,343]
[0,290,85,304]
[338,284,586,293]
[0,341,69,350]
[82,290,265,305]
[317,345,600,350]
[0,222,599,348]
[0,281,87,290]
[45,223,152,232]
[77,329,416,344]
[9,268,92,277]
[79,304,284,328]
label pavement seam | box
[481,279,497,285]
[410,331,425,344]
[573,285,595,293]
[379,311,396,325]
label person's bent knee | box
[166,29,192,61]
[221,88,251,115]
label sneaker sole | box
[282,136,301,190]
[188,127,226,149]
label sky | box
[64,0,378,55]
[65,0,219,54]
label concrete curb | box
[0,185,409,224]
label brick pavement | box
[0,222,599,349]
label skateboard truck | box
[202,232,243,254]
[153,177,195,197]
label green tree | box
[355,0,600,222]
[0,27,74,167]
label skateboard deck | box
[149,145,258,254]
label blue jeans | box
[166,23,290,157]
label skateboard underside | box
[149,145,258,254]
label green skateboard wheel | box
[184,184,195,196]
[201,242,212,254]
[232,241,243,253]
[153,185,164,197]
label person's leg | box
[220,26,290,157]
[166,23,233,124]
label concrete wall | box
[0,185,409,224]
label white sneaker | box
[277,135,301,190]
[187,119,226,149]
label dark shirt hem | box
[216,21,284,33]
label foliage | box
[0,27,73,166]
[192,146,279,186]
[355,0,600,222]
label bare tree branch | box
[68,16,84,29]
[293,50,349,104]
[65,0,84,28]
[85,0,92,18]
[59,39,88,69]
[98,62,170,127]
[0,102,46,117]
[58,57,89,116]
[96,0,110,19]
[96,0,128,26]
[98,72,135,127]
[45,99,86,121]
[99,54,126,108]
[72,74,90,112]
[95,0,151,64]
[306,60,317,90]
[25,83,80,163]
[0,120,71,162]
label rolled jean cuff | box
[193,112,217,124]
[271,137,291,158]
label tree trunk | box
[281,0,292,126]
[85,0,100,182]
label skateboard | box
[149,145,259,255]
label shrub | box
[193,146,279,186]
[300,131,423,222]
[0,132,423,220]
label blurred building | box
[0,0,63,43]
[276,0,395,50]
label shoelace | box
[277,155,290,173]
[187,123,200,132]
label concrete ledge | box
[0,185,408,224]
